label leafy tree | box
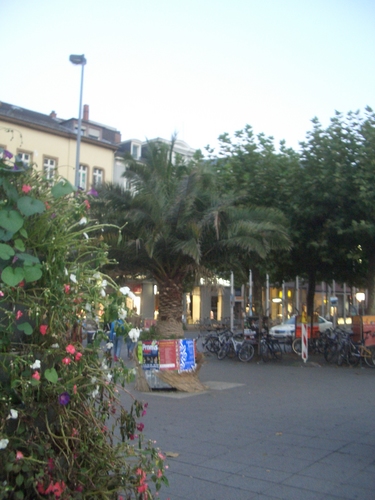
[92,138,290,336]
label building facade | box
[0,101,120,189]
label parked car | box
[269,315,333,339]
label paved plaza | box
[126,335,375,500]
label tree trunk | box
[366,252,375,314]
[306,270,316,318]
[156,276,184,338]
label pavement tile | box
[263,483,324,499]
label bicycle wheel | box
[364,346,375,368]
[217,343,228,360]
[292,338,302,355]
[238,342,254,362]
[205,335,220,353]
[271,341,282,360]
[324,342,339,363]
[261,343,272,362]
[347,344,360,367]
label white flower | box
[83,233,89,239]
[0,439,9,450]
[106,342,113,350]
[100,289,106,298]
[107,373,113,382]
[30,360,41,370]
[129,328,140,341]
[79,216,87,225]
[51,343,59,349]
[70,273,77,284]
[85,303,92,312]
[119,286,136,300]
[93,272,101,280]
[7,409,18,420]
[101,360,109,370]
[91,386,99,398]
[64,267,68,276]
[118,308,127,320]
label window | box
[92,167,103,186]
[43,157,57,181]
[16,151,32,166]
[88,128,100,140]
[79,165,87,190]
[131,144,139,159]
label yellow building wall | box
[0,120,114,186]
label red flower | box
[16,310,23,320]
[32,371,40,381]
[22,184,32,193]
[136,422,144,432]
[62,357,71,365]
[66,344,76,355]
[39,325,48,335]
[64,284,70,294]
[137,483,148,493]
[75,352,82,361]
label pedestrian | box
[109,308,129,361]
[82,316,98,345]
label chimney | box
[83,104,89,121]
[50,110,57,119]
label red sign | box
[159,339,179,370]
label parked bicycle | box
[217,331,255,362]
[260,334,282,362]
[336,330,375,368]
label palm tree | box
[93,138,290,337]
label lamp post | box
[69,54,87,188]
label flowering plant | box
[0,147,168,498]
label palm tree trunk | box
[156,276,184,338]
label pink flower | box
[136,422,144,432]
[16,451,24,460]
[39,325,48,335]
[62,357,71,365]
[16,310,23,320]
[0,291,4,297]
[84,199,90,209]
[75,352,82,361]
[73,384,77,394]
[22,184,32,193]
[32,371,40,381]
[66,344,76,355]
[137,484,148,493]
[64,284,70,294]
[157,469,163,478]
[158,452,166,460]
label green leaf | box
[17,322,33,335]
[17,196,45,216]
[44,368,58,384]
[14,239,25,252]
[0,209,24,233]
[16,474,24,487]
[0,228,13,242]
[14,489,24,499]
[0,243,15,260]
[23,264,42,283]
[19,228,28,238]
[51,179,75,198]
[1,266,24,286]
[16,253,40,264]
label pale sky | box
[2,0,375,153]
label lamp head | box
[69,54,86,65]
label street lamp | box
[355,292,365,316]
[69,54,87,188]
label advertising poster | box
[362,316,375,347]
[179,339,196,372]
[159,339,179,370]
[141,340,159,370]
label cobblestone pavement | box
[123,334,375,499]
